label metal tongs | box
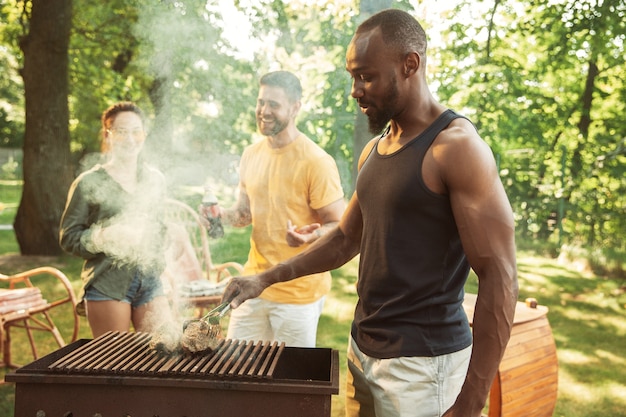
[205,301,232,325]
[182,300,232,332]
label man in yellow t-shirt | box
[208,71,345,347]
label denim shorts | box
[84,273,165,308]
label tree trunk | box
[571,59,598,178]
[147,76,175,175]
[14,0,74,255]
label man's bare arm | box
[436,122,518,417]
[221,189,252,227]
[223,193,362,308]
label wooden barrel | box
[463,294,558,417]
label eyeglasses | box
[107,128,145,139]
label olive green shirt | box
[59,164,167,301]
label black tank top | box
[353,109,473,358]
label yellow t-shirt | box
[239,134,344,304]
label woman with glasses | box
[60,101,174,338]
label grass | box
[0,182,625,416]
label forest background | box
[0,0,624,274]
[1,0,624,274]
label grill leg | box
[1,323,9,367]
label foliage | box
[0,0,624,263]
[0,3,25,149]
[68,0,151,165]
[431,0,625,264]
[231,0,360,192]
[131,0,258,187]
[0,1,624,413]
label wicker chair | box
[0,266,79,368]
[162,198,244,316]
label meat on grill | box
[149,324,183,354]
[180,320,223,354]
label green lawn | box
[0,183,624,416]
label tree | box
[13,0,73,255]
[433,0,625,259]
[0,6,24,149]
[227,0,415,193]
[2,0,623,265]
[68,0,150,166]
[131,0,256,190]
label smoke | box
[83,2,351,313]
[89,180,168,274]
[97,213,159,272]
[68,3,252,312]
[131,1,252,192]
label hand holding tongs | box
[182,300,232,331]
[204,301,231,325]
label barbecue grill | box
[6,331,339,417]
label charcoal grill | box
[6,331,339,417]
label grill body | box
[7,331,339,417]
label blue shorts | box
[84,273,165,308]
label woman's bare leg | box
[86,300,132,338]
[132,295,174,333]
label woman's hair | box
[100,101,145,153]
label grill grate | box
[47,331,285,379]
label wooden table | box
[463,293,558,417]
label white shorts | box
[346,336,472,417]
[226,296,325,347]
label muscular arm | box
[223,194,361,308]
[432,120,518,416]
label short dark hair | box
[259,71,302,103]
[356,9,427,61]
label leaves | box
[0,0,623,262]
[433,0,625,256]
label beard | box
[257,116,289,137]
[366,76,400,135]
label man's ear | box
[292,100,302,116]
[404,51,420,77]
